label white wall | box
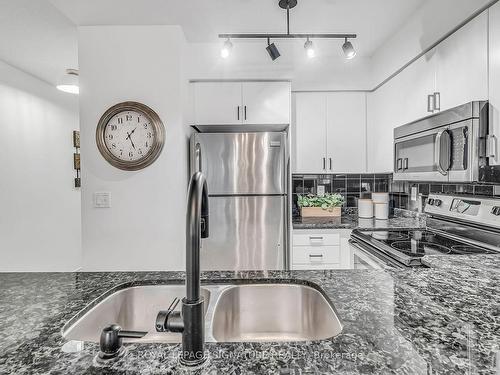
[79,26,189,271]
[0,60,81,271]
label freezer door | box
[200,196,286,271]
[192,132,286,195]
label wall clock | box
[96,101,165,171]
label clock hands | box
[126,130,136,150]
[125,128,137,140]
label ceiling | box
[0,0,485,87]
[0,0,77,86]
[49,0,424,54]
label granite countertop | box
[292,211,425,230]
[1,256,500,374]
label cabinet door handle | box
[403,158,409,170]
[427,94,435,113]
[329,158,332,171]
[244,105,247,120]
[323,158,326,170]
[237,106,240,120]
[433,92,441,112]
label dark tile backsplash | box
[292,173,392,216]
[292,173,500,217]
[390,180,500,213]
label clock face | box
[96,102,165,171]
[103,110,155,162]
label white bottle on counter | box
[374,202,389,220]
[358,199,374,218]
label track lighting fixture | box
[266,38,281,61]
[304,37,315,58]
[220,38,233,59]
[219,0,357,61]
[342,38,356,60]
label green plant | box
[297,193,344,210]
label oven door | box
[393,120,473,182]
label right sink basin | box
[211,283,342,342]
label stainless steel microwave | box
[393,101,491,182]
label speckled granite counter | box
[292,213,425,230]
[1,264,499,374]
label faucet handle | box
[201,216,209,238]
[156,297,184,333]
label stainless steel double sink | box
[63,282,342,343]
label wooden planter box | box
[301,206,341,217]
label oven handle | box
[435,129,451,176]
[348,239,406,269]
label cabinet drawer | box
[292,246,340,264]
[293,233,340,246]
[292,263,339,270]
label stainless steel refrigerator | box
[190,132,288,271]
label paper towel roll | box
[358,199,374,218]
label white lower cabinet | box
[292,229,354,270]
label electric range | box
[350,194,500,268]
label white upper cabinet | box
[192,81,290,126]
[398,49,437,125]
[293,92,366,174]
[242,82,291,125]
[366,11,489,173]
[326,92,366,173]
[366,50,436,173]
[293,92,327,173]
[435,11,488,112]
[489,3,500,166]
[193,82,242,125]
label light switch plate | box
[317,185,325,197]
[94,192,111,208]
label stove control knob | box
[491,206,500,216]
[433,199,442,207]
[427,198,435,206]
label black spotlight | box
[266,38,280,61]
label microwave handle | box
[396,158,403,171]
[195,143,202,173]
[435,129,451,175]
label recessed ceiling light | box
[57,69,79,94]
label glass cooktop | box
[358,229,493,260]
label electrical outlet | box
[94,192,111,208]
[411,186,418,201]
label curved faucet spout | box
[156,171,209,367]
[186,171,209,303]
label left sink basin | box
[62,285,211,343]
